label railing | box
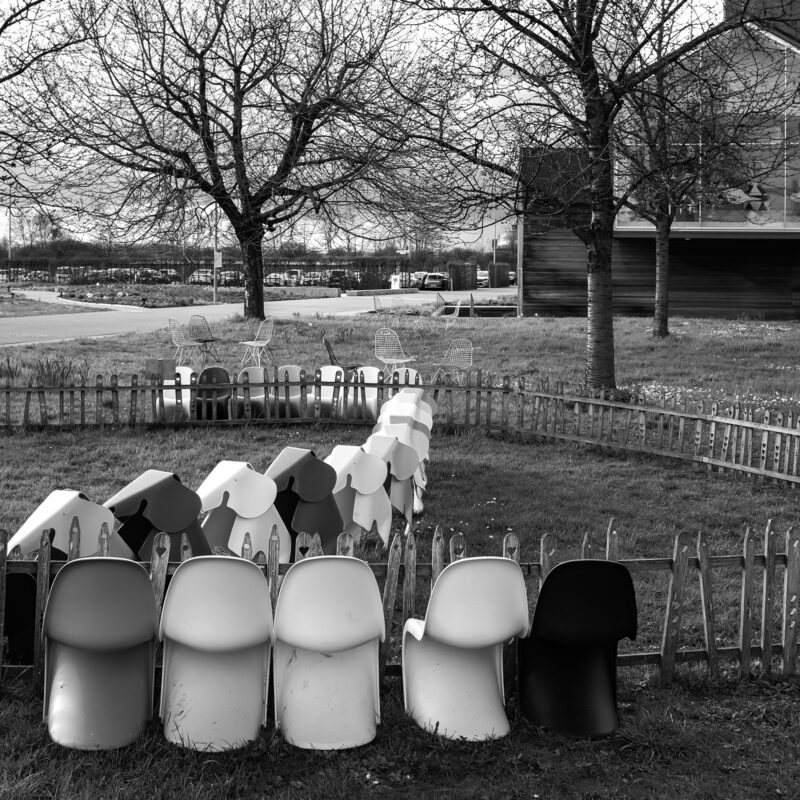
[2,518,797,691]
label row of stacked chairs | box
[157,365,425,422]
[39,552,636,751]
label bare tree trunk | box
[583,95,616,391]
[238,225,265,319]
[653,213,670,338]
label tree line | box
[1,0,798,388]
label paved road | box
[0,287,516,346]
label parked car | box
[21,270,51,283]
[218,270,242,286]
[409,271,429,288]
[188,269,213,284]
[421,272,450,290]
[264,271,284,286]
[283,269,302,286]
[476,269,489,287]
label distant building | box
[519,15,800,319]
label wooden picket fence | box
[2,517,798,692]
[5,369,800,487]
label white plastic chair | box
[274,364,306,417]
[402,557,529,740]
[239,317,274,367]
[43,558,159,749]
[317,365,346,417]
[160,556,274,751]
[233,366,272,419]
[374,328,416,374]
[158,365,195,422]
[272,556,385,749]
[352,366,384,420]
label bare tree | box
[13,0,455,318]
[402,0,797,389]
[615,23,800,337]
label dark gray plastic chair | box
[517,559,637,738]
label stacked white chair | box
[272,556,385,749]
[402,557,529,741]
[43,558,159,749]
[159,556,273,751]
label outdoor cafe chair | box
[272,556,385,749]
[322,336,361,375]
[169,318,201,366]
[431,338,474,385]
[374,328,416,374]
[239,317,274,368]
[402,557,529,741]
[188,314,222,364]
[517,559,637,738]
[43,558,159,749]
[159,556,273,751]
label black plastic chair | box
[195,366,231,421]
[517,559,637,738]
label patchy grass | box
[0,293,99,318]
[4,314,800,797]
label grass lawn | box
[3,309,800,798]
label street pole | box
[212,205,219,303]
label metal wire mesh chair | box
[444,298,462,330]
[188,315,222,364]
[374,328,416,374]
[169,318,202,366]
[239,317,274,367]
[431,338,473,384]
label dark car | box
[421,272,450,290]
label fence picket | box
[33,530,51,694]
[148,532,170,617]
[539,532,555,587]
[697,532,719,679]
[0,530,7,680]
[761,520,778,675]
[431,525,444,586]
[781,527,800,676]
[739,528,756,679]
[402,531,417,623]
[660,530,692,684]
[449,532,466,562]
[380,532,402,686]
[606,518,620,561]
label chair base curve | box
[402,635,509,741]
[161,641,269,752]
[273,640,380,749]
[517,635,619,738]
[46,642,153,750]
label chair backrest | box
[322,337,339,366]
[189,315,214,340]
[235,366,267,401]
[373,296,384,313]
[375,328,405,360]
[422,557,529,647]
[392,368,422,386]
[253,317,273,344]
[275,364,303,398]
[169,318,193,346]
[197,366,231,397]
[160,556,273,651]
[531,560,637,645]
[444,338,473,369]
[273,556,385,652]
[44,558,158,650]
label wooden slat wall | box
[522,228,800,319]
